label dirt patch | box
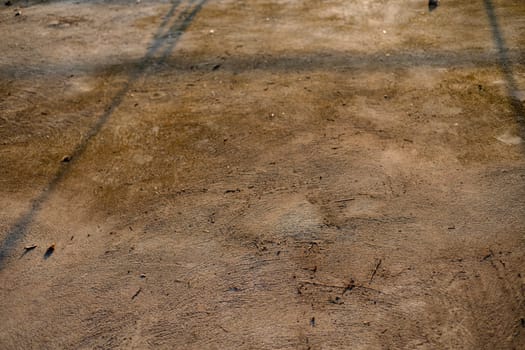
[1,0,525,349]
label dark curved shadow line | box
[0,0,208,269]
[483,0,525,137]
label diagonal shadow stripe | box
[483,0,525,136]
[0,0,208,269]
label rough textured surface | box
[1,0,525,349]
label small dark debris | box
[482,251,494,261]
[5,1,12,6]
[131,287,142,300]
[520,318,525,328]
[14,9,21,16]
[224,188,240,194]
[228,287,240,292]
[448,225,455,230]
[44,244,55,259]
[310,317,316,327]
[140,274,146,279]
[212,64,221,71]
[20,244,38,258]
[330,296,344,305]
[343,279,355,295]
[428,0,438,11]
[61,155,72,163]
[254,242,267,252]
[303,265,317,273]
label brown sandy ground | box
[1,0,525,348]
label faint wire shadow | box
[0,0,208,269]
[483,0,525,134]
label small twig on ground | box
[298,280,346,289]
[369,258,382,284]
[333,198,355,203]
[131,287,142,300]
[298,279,384,295]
